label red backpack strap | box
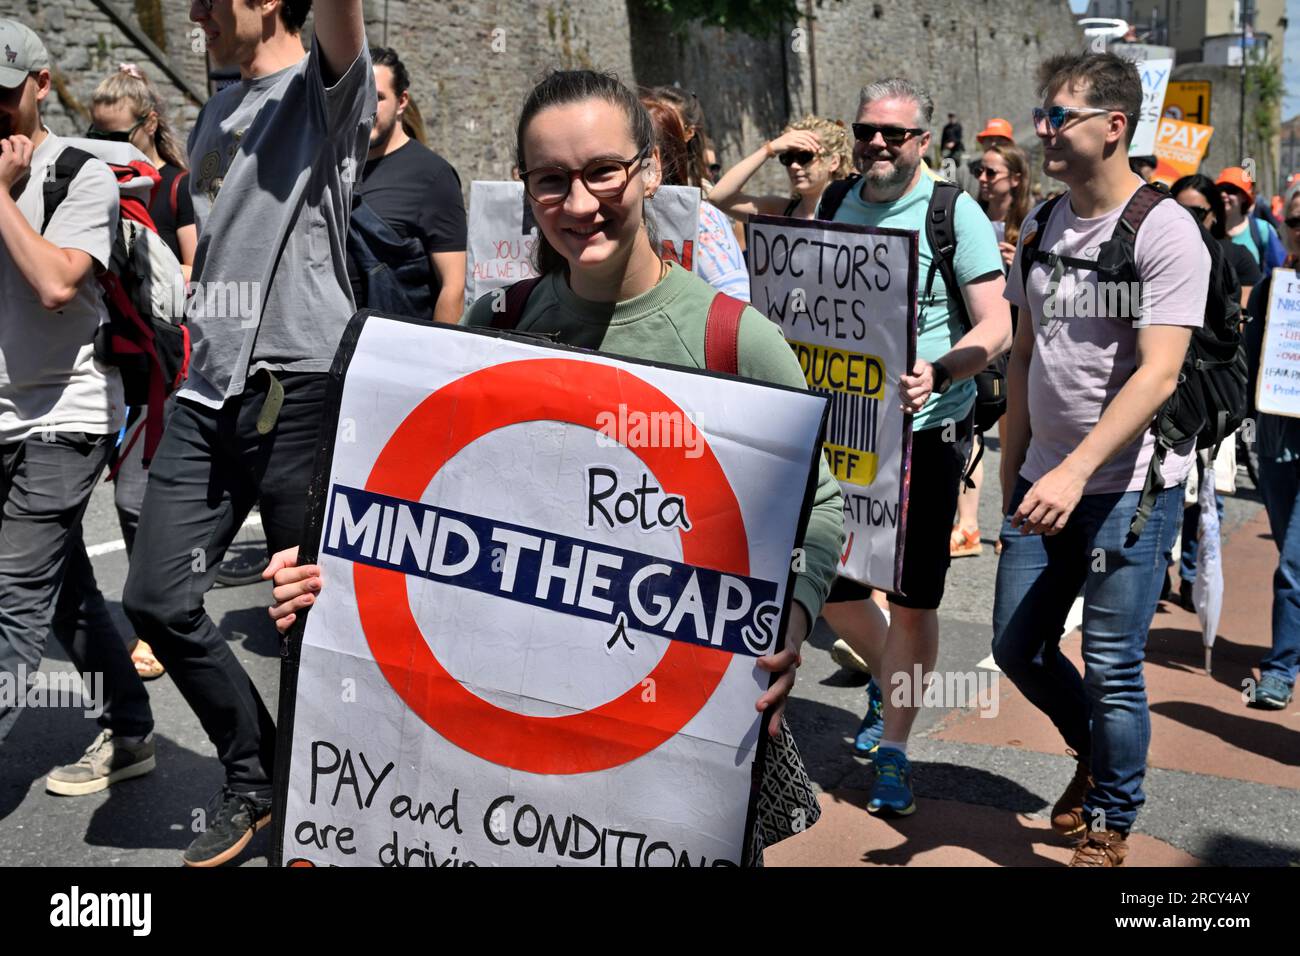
[489,277,543,330]
[170,170,186,221]
[704,293,745,374]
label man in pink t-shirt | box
[994,52,1209,867]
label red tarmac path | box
[769,509,1298,867]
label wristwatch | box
[931,360,953,396]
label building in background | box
[1126,0,1286,63]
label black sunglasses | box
[851,123,924,146]
[779,149,817,167]
[86,117,147,143]
[708,162,721,179]
[1287,216,1300,229]
[1184,205,1214,223]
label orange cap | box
[1216,166,1255,200]
[976,118,1014,143]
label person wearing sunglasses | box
[84,64,198,689]
[814,77,1012,818]
[996,53,1212,867]
[89,65,195,280]
[1217,166,1287,272]
[0,19,157,797]
[948,142,1034,562]
[707,115,853,223]
[1239,180,1300,714]
[119,0,376,869]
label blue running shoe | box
[1250,673,1294,710]
[853,678,885,755]
[867,747,915,816]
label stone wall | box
[0,0,1110,198]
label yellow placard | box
[1162,81,1211,126]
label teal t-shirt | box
[1230,217,1281,268]
[832,170,1002,431]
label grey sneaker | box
[46,730,156,796]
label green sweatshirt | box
[462,262,845,620]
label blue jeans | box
[1253,457,1300,687]
[992,477,1182,833]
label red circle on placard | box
[353,357,751,775]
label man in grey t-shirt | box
[121,0,375,868]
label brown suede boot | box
[1051,754,1093,844]
[1068,828,1128,867]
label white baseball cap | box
[0,20,50,90]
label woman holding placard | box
[264,68,851,859]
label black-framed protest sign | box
[271,312,828,867]
[746,215,919,593]
[1256,268,1300,419]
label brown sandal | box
[131,639,165,681]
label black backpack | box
[819,175,1008,478]
[346,195,434,319]
[1019,183,1248,537]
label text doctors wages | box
[273,313,828,867]
[1257,269,1300,418]
[747,214,918,593]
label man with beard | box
[347,47,466,323]
[817,78,1011,817]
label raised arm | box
[313,0,367,84]
[708,130,822,220]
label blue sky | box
[1069,0,1299,118]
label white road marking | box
[85,512,263,559]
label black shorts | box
[827,415,972,610]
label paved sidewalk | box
[771,501,1300,868]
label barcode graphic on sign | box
[815,387,878,455]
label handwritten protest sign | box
[1129,58,1173,156]
[1151,117,1214,187]
[1256,269,1300,418]
[465,182,701,306]
[273,313,828,867]
[746,215,918,593]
